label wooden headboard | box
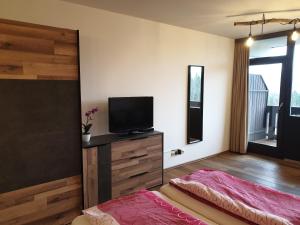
[0,18,82,224]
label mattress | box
[160,184,248,225]
[72,191,218,225]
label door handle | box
[278,102,284,112]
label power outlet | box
[171,150,176,157]
[171,149,184,157]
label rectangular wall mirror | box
[187,65,204,144]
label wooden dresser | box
[82,131,163,208]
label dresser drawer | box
[111,152,162,183]
[112,169,162,199]
[111,135,162,162]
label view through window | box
[248,64,282,147]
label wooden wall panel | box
[0,18,82,225]
[0,19,78,80]
[0,49,77,65]
[0,34,54,54]
[0,176,82,225]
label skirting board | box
[165,150,230,170]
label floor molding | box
[165,150,230,171]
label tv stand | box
[115,128,155,137]
[139,127,155,133]
[82,130,163,208]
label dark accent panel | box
[83,130,163,148]
[98,144,111,203]
[0,80,81,193]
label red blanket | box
[170,169,300,225]
[83,190,207,225]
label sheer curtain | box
[230,40,249,154]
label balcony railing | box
[249,106,300,145]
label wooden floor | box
[163,151,300,196]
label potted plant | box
[82,107,98,142]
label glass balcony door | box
[248,61,285,156]
[247,36,287,157]
[248,35,300,161]
[248,63,283,148]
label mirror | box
[187,65,204,144]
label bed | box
[72,169,300,225]
[72,191,218,225]
[160,184,248,225]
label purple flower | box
[86,110,93,117]
[83,107,99,132]
[91,107,98,113]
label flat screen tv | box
[109,97,153,133]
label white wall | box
[0,0,234,168]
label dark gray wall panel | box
[0,80,81,193]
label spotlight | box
[245,23,254,47]
[291,23,299,41]
[246,35,254,47]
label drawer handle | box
[130,136,149,141]
[129,171,149,179]
[130,154,148,160]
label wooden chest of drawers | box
[82,131,163,208]
[111,135,163,198]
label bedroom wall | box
[0,0,234,168]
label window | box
[250,36,287,59]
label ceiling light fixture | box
[291,22,299,41]
[235,15,300,47]
[246,23,254,47]
[227,9,300,18]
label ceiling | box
[63,0,300,39]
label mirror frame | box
[187,65,204,144]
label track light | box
[245,24,254,47]
[235,15,300,44]
[291,23,299,41]
[246,35,254,47]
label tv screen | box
[109,97,153,133]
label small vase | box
[82,133,91,142]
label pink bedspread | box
[85,190,207,225]
[170,169,300,225]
